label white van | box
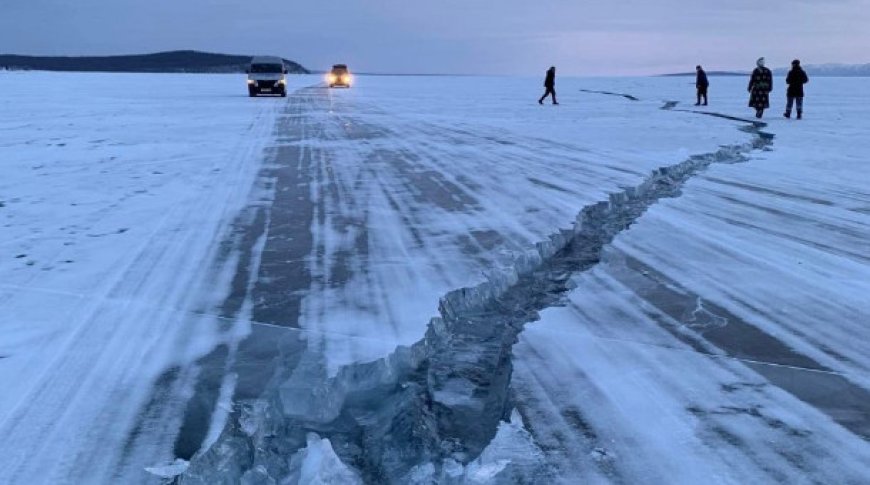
[247,56,288,97]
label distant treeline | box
[664,64,870,77]
[0,50,308,74]
[662,71,746,77]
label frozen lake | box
[0,71,868,484]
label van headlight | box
[247,79,256,85]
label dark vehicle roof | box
[332,64,348,70]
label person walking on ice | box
[785,59,809,119]
[748,57,773,119]
[695,65,709,106]
[538,66,558,105]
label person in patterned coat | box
[748,57,773,119]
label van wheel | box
[248,88,257,97]
[280,89,287,98]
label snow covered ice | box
[1,71,868,484]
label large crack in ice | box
[176,98,774,484]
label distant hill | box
[661,71,746,77]
[0,50,308,74]
[773,63,870,77]
[664,63,870,78]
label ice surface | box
[510,78,870,483]
[2,71,868,484]
[0,72,310,483]
[181,77,868,483]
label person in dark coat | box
[748,57,773,118]
[538,66,558,105]
[695,65,709,106]
[785,59,809,119]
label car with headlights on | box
[327,64,352,88]
[247,56,288,97]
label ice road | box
[0,72,868,484]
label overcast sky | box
[2,0,869,75]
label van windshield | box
[251,64,283,74]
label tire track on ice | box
[0,101,280,484]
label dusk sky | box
[2,0,869,75]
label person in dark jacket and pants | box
[748,57,773,119]
[695,65,709,106]
[785,59,809,119]
[538,66,558,105]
